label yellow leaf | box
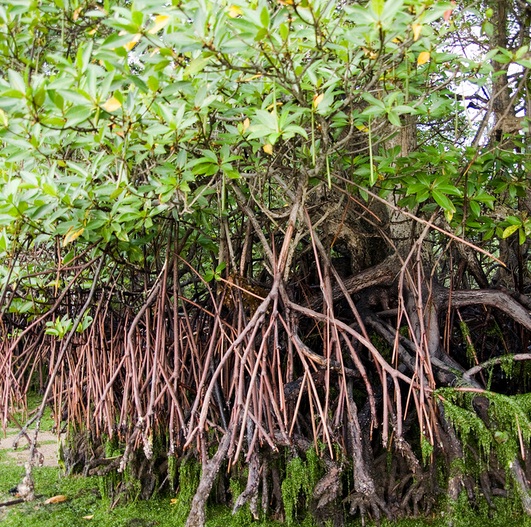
[45,495,68,504]
[0,108,8,127]
[124,33,141,51]
[63,227,85,247]
[242,117,250,131]
[444,208,454,223]
[313,93,324,109]
[242,74,262,82]
[228,5,243,18]
[266,102,282,111]
[112,124,125,138]
[170,498,178,505]
[417,51,430,66]
[362,47,378,60]
[101,96,122,112]
[263,144,273,155]
[412,23,422,41]
[82,515,94,520]
[148,15,170,34]
[73,6,82,20]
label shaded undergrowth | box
[1,454,531,527]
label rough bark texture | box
[185,428,233,527]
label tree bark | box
[185,427,233,527]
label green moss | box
[168,454,178,492]
[441,492,529,527]
[438,391,492,465]
[104,435,123,458]
[420,434,434,465]
[281,448,323,526]
[438,388,531,492]
[205,505,285,527]
[351,494,531,527]
[2,462,531,527]
[172,456,201,524]
[458,320,477,364]
[226,477,253,526]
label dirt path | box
[0,429,61,468]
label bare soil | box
[0,429,61,468]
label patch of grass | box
[205,505,285,527]
[2,450,531,527]
[355,497,531,527]
[0,456,23,491]
[6,392,55,433]
[0,465,179,527]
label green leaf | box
[260,6,270,28]
[435,183,462,196]
[147,76,160,92]
[370,0,385,17]
[362,92,386,109]
[185,56,211,77]
[505,216,522,226]
[8,69,26,94]
[387,110,401,127]
[469,200,481,217]
[432,190,455,212]
[381,0,404,22]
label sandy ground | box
[0,428,61,468]
[0,429,63,522]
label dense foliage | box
[0,0,530,524]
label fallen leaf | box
[263,143,273,155]
[82,515,94,520]
[45,495,68,504]
[417,51,430,66]
[101,96,122,112]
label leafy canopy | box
[0,0,528,313]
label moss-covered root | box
[232,450,260,518]
[509,458,531,515]
[345,387,389,525]
[186,427,233,527]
